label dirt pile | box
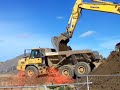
[47,67,74,84]
[91,51,120,75]
[88,51,120,90]
[17,71,47,86]
[17,68,74,86]
[0,68,74,87]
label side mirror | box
[23,52,30,58]
[24,49,31,57]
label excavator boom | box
[52,0,120,51]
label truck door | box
[29,49,43,64]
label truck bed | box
[45,49,92,57]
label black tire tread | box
[59,65,74,77]
[25,66,39,78]
[75,62,91,77]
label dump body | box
[45,49,98,67]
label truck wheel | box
[59,66,74,77]
[75,62,91,77]
[25,66,39,78]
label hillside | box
[0,55,23,74]
[0,62,3,65]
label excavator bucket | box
[51,35,71,51]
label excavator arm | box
[52,0,120,51]
[67,0,120,37]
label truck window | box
[30,50,41,58]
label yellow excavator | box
[52,0,120,51]
[17,0,120,78]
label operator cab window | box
[30,50,41,58]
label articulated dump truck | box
[17,48,102,78]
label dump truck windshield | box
[30,50,41,58]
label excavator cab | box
[115,43,120,52]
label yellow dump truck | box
[17,48,102,78]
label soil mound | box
[89,51,120,90]
[91,51,120,75]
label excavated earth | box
[91,51,120,75]
[89,51,120,90]
[0,51,120,90]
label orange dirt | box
[46,67,74,84]
[0,67,74,87]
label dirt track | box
[0,74,47,87]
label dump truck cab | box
[17,48,54,77]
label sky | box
[0,0,120,61]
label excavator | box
[17,0,120,78]
[52,0,120,51]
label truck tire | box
[25,66,39,78]
[59,66,74,77]
[74,62,91,77]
